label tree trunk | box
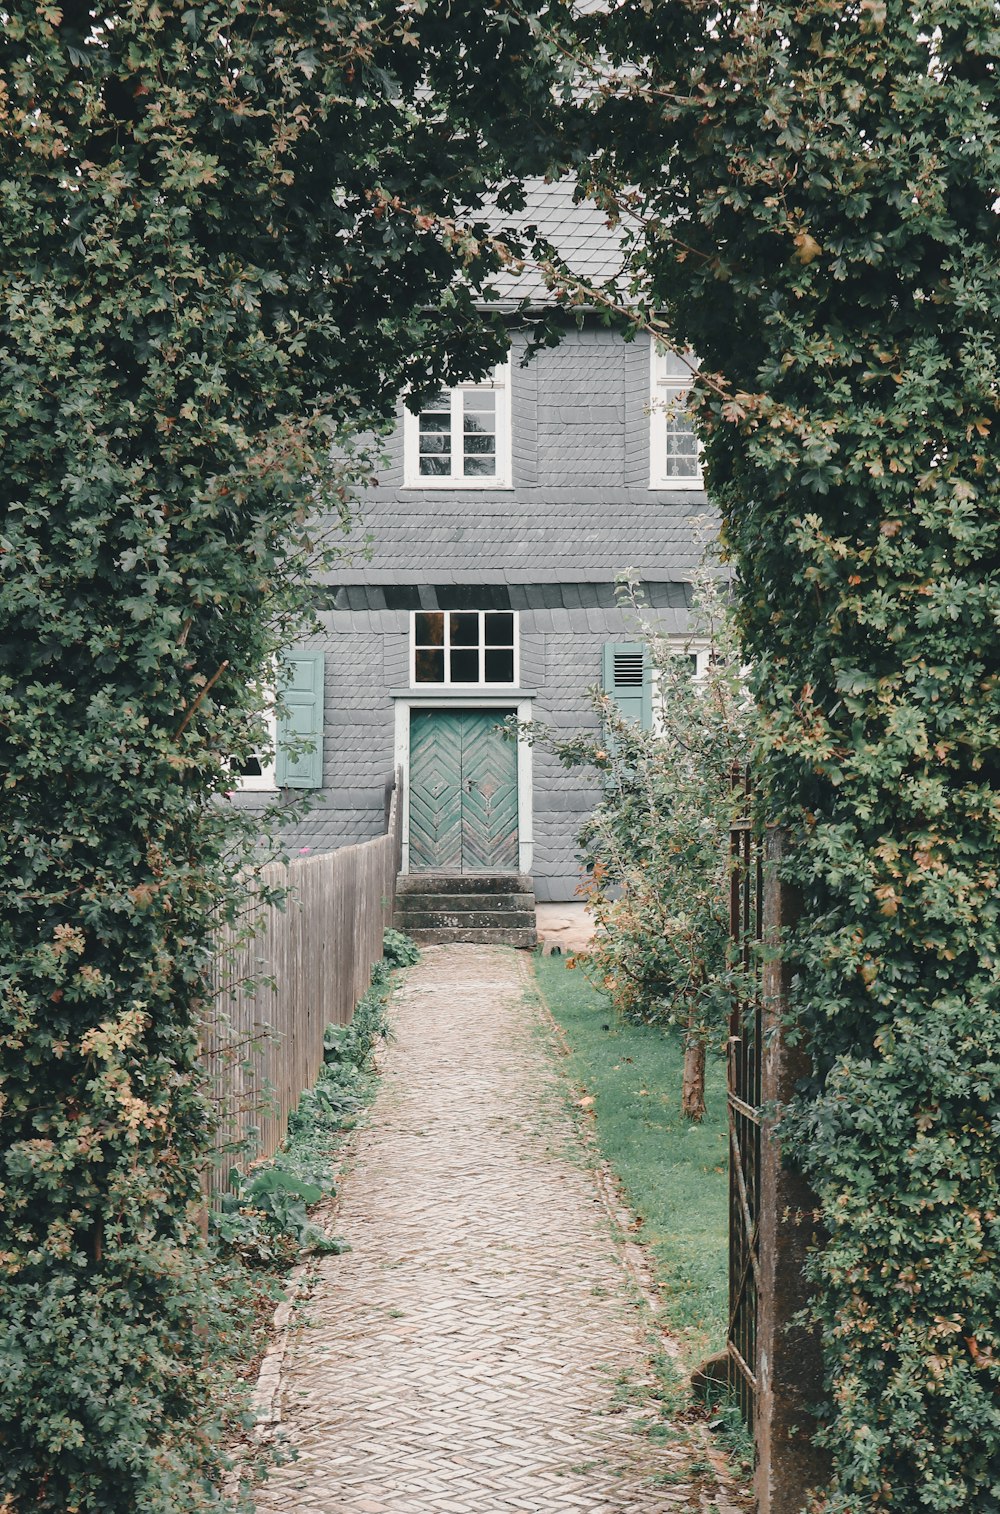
[682,1011,707,1122]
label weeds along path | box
[254,943,734,1513]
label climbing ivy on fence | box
[550,1,1000,1506]
[0,5,565,1508]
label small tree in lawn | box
[527,562,753,1120]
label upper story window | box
[412,610,518,686]
[650,342,702,490]
[403,359,512,488]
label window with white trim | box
[650,342,702,489]
[651,643,712,737]
[411,610,518,686]
[403,359,511,488]
[229,707,277,791]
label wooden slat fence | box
[202,774,401,1199]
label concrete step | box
[395,873,537,947]
[396,892,534,915]
[407,926,538,948]
[397,908,538,932]
[397,872,534,897]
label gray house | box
[235,184,710,934]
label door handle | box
[464,778,476,792]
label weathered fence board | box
[203,776,401,1199]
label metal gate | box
[728,766,762,1427]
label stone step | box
[396,892,533,915]
[397,872,534,897]
[397,908,538,932]
[406,926,538,948]
[395,872,537,947]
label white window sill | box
[400,480,515,492]
[649,477,705,491]
[390,687,536,701]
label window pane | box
[450,612,479,647]
[663,434,700,477]
[415,648,445,683]
[655,347,693,380]
[419,401,452,477]
[660,384,700,479]
[484,649,514,683]
[463,391,496,477]
[464,392,496,423]
[414,611,444,647]
[450,648,480,683]
[485,612,514,647]
[231,755,263,777]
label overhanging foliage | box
[559,1,1000,1505]
[0,4,565,1506]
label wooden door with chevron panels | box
[409,709,518,873]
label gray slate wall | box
[238,321,715,901]
[316,326,711,589]
[246,605,679,902]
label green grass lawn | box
[533,951,729,1365]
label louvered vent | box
[613,651,644,687]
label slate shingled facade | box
[237,184,711,902]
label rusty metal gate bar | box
[728,765,763,1428]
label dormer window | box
[412,610,518,686]
[650,342,702,489]
[403,360,512,488]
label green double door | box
[409,709,518,873]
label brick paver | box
[254,945,733,1513]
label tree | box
[0,4,566,1507]
[518,565,752,1122]
[541,3,1000,1507]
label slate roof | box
[477,177,628,303]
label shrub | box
[382,928,421,969]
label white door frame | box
[393,695,533,875]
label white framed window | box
[411,609,519,687]
[229,707,277,792]
[651,642,712,737]
[403,359,512,488]
[650,341,703,489]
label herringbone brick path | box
[254,945,734,1513]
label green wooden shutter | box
[602,642,652,730]
[276,651,325,789]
